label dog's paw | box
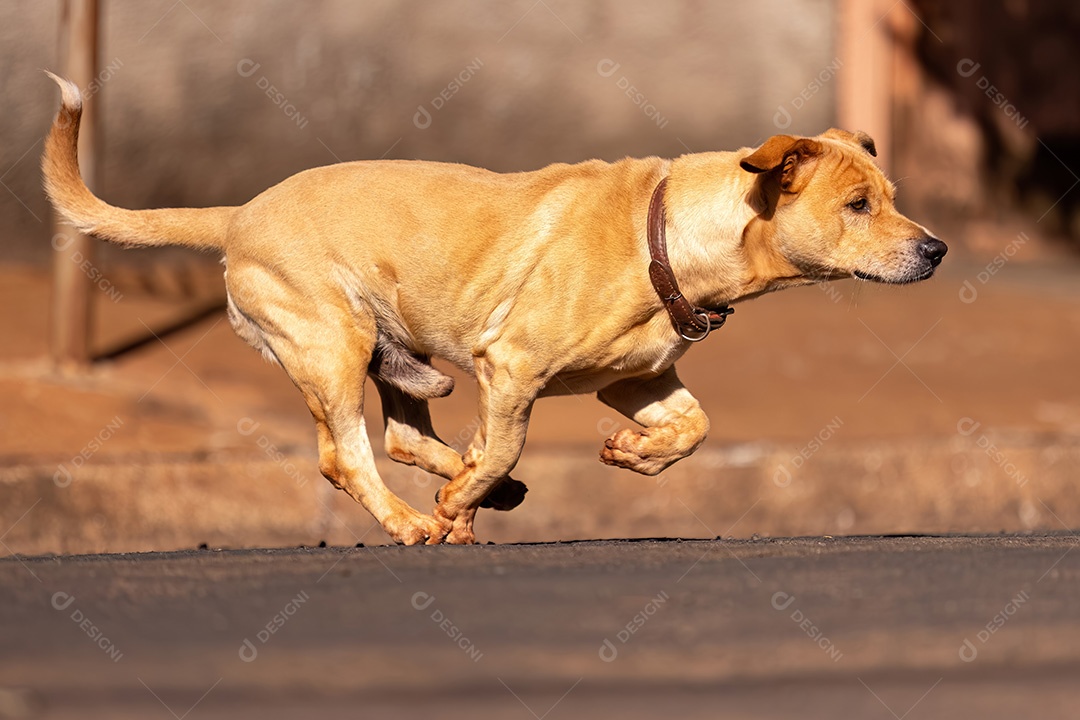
[444,523,476,545]
[432,506,476,545]
[384,510,451,546]
[479,477,528,511]
[600,428,669,476]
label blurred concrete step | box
[2,430,1077,556]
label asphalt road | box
[2,535,1079,719]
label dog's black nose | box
[918,238,948,267]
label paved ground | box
[2,535,1078,719]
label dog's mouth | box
[852,238,947,285]
[853,266,936,285]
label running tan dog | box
[43,73,946,545]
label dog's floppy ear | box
[823,128,877,157]
[739,135,823,191]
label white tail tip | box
[44,70,83,111]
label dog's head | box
[739,128,946,284]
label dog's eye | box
[848,198,869,213]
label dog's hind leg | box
[596,366,710,476]
[374,377,528,512]
[231,284,448,545]
[299,357,450,544]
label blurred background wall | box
[2,0,839,266]
[7,1,1077,269]
[5,1,1075,266]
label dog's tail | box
[42,71,234,251]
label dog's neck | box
[662,152,808,307]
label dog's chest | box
[541,331,689,397]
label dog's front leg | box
[597,366,710,476]
[431,354,538,544]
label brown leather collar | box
[647,177,733,342]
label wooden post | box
[50,0,100,369]
[889,3,923,212]
[836,0,894,174]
